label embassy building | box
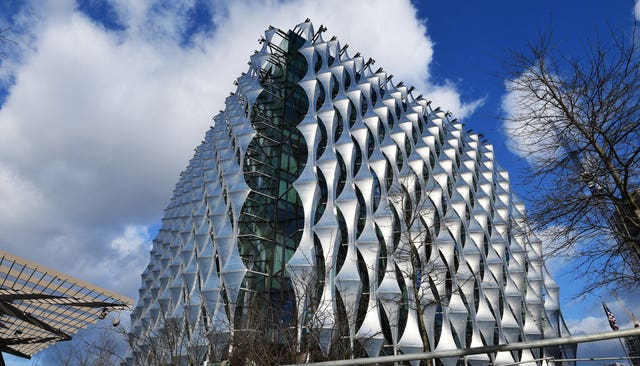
[129,21,576,365]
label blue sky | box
[0,0,639,364]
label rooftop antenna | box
[363,58,375,70]
[339,44,349,56]
[313,24,327,42]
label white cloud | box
[567,315,610,335]
[0,163,48,223]
[501,69,568,166]
[0,0,480,308]
[429,81,486,119]
[111,225,150,255]
[635,0,640,21]
[501,76,532,161]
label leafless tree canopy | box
[504,26,640,293]
[0,26,15,58]
[48,329,126,366]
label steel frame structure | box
[0,250,132,363]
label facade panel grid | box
[129,21,575,366]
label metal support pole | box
[284,327,640,366]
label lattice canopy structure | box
[0,250,133,363]
[130,20,576,365]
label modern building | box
[129,20,575,365]
[624,335,640,366]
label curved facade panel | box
[129,21,575,365]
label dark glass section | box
[313,233,326,305]
[387,110,395,129]
[391,205,401,252]
[379,300,393,348]
[331,289,351,356]
[316,80,325,111]
[327,55,335,66]
[334,107,344,141]
[316,117,327,159]
[423,222,433,261]
[355,186,366,238]
[402,186,412,225]
[336,152,347,197]
[355,250,369,330]
[371,169,382,212]
[433,204,441,237]
[238,30,309,331]
[375,224,387,287]
[344,71,351,90]
[434,304,443,347]
[314,169,328,224]
[335,207,349,273]
[331,74,339,99]
[359,94,367,116]
[395,143,404,171]
[395,263,409,338]
[378,119,386,144]
[349,100,358,128]
[314,50,322,73]
[414,174,422,205]
[405,134,412,157]
[384,157,393,192]
[422,163,430,185]
[352,135,362,176]
[366,127,375,158]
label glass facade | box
[237,30,308,331]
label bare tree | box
[228,253,379,364]
[503,25,640,293]
[386,174,436,355]
[126,309,215,366]
[0,26,15,59]
[385,172,468,361]
[127,276,369,364]
[50,328,125,366]
[53,309,225,366]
